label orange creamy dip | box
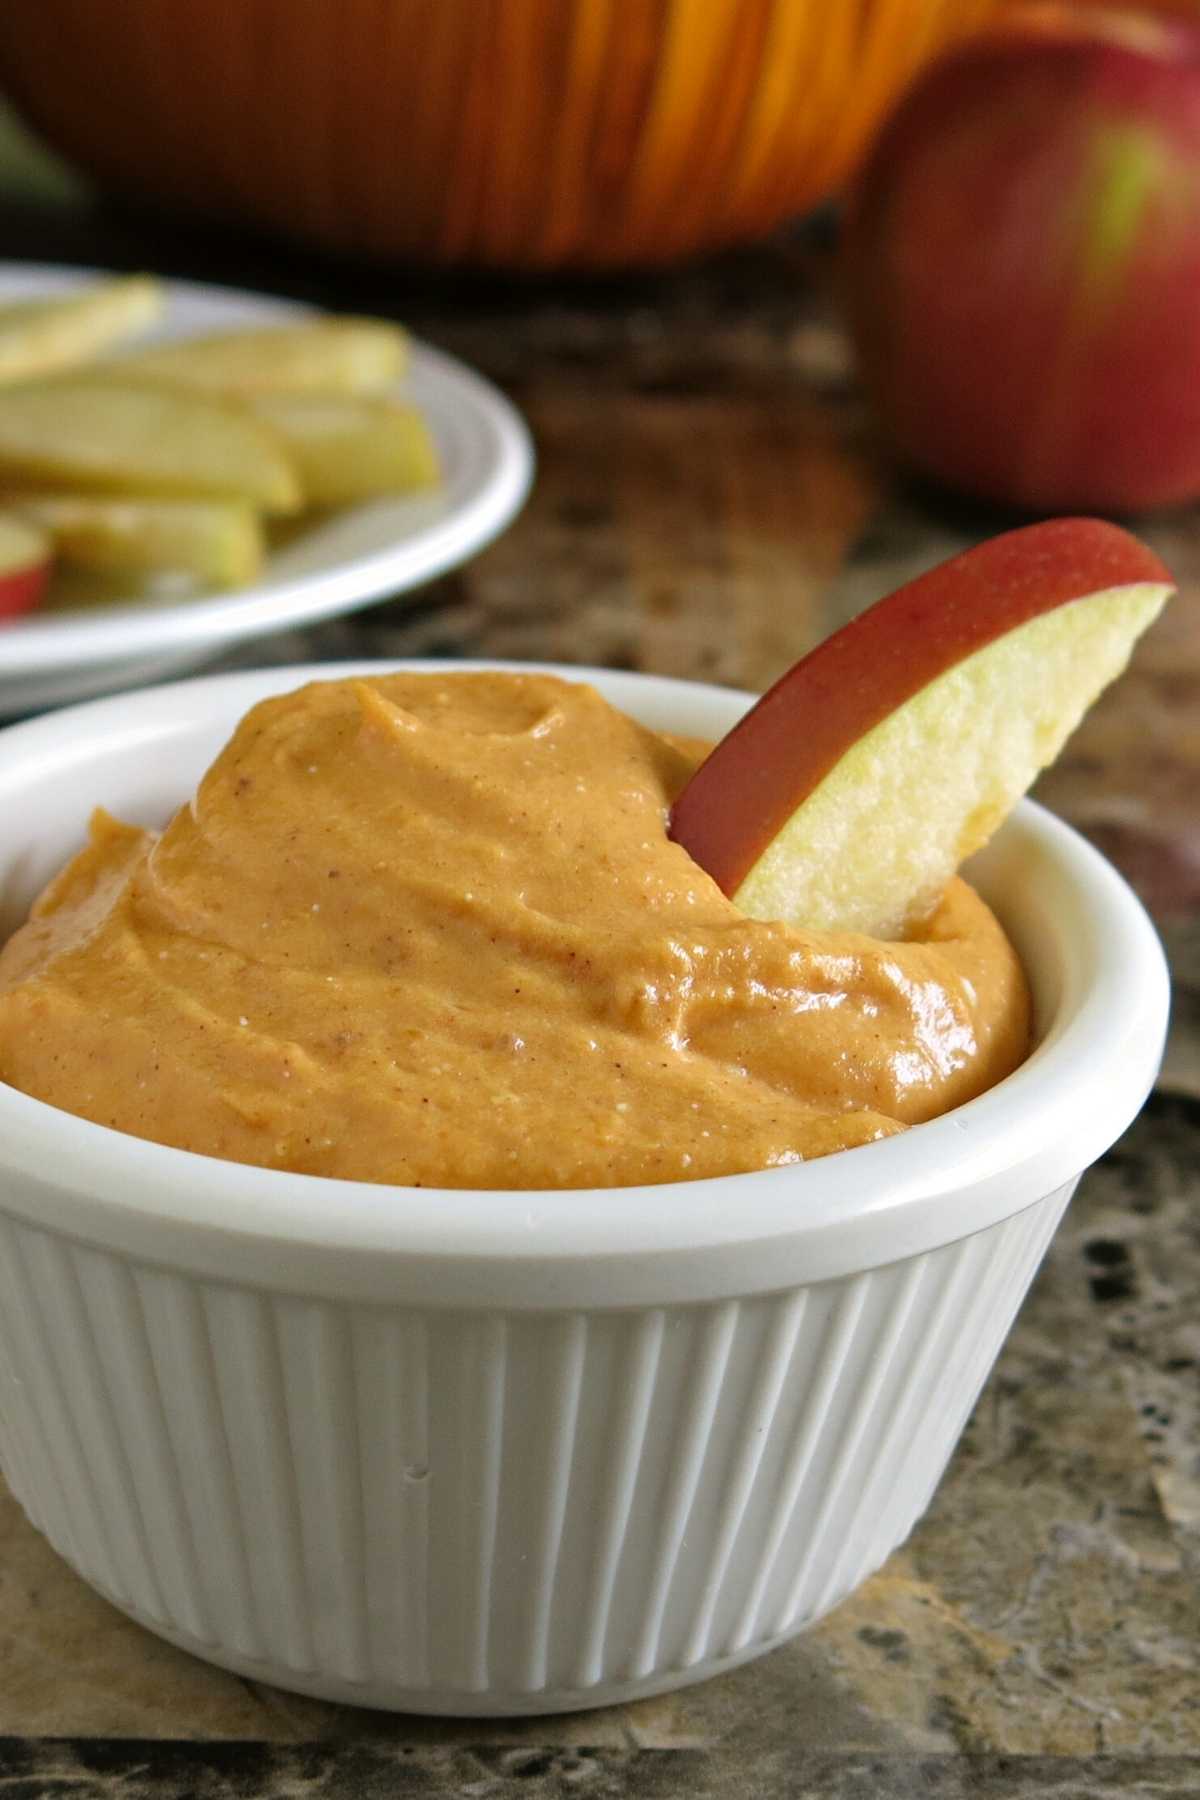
[0,673,1029,1188]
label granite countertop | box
[0,126,1197,1800]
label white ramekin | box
[0,661,1169,1714]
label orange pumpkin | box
[0,0,1001,270]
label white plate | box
[0,264,534,714]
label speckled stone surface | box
[0,113,1198,1798]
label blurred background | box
[0,2,1197,1778]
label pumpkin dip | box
[0,672,1029,1188]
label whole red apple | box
[844,4,1200,512]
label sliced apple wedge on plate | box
[0,512,52,620]
[114,317,408,396]
[0,380,300,514]
[0,275,162,386]
[3,493,263,590]
[670,519,1174,939]
[249,394,440,507]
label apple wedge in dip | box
[670,519,1174,940]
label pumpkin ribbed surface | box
[0,0,999,269]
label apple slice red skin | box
[0,557,50,622]
[669,518,1172,899]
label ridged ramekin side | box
[0,1182,1074,1711]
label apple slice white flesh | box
[0,380,300,514]
[0,511,52,619]
[0,275,163,387]
[248,394,440,506]
[669,519,1174,940]
[112,317,408,396]
[3,493,263,590]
